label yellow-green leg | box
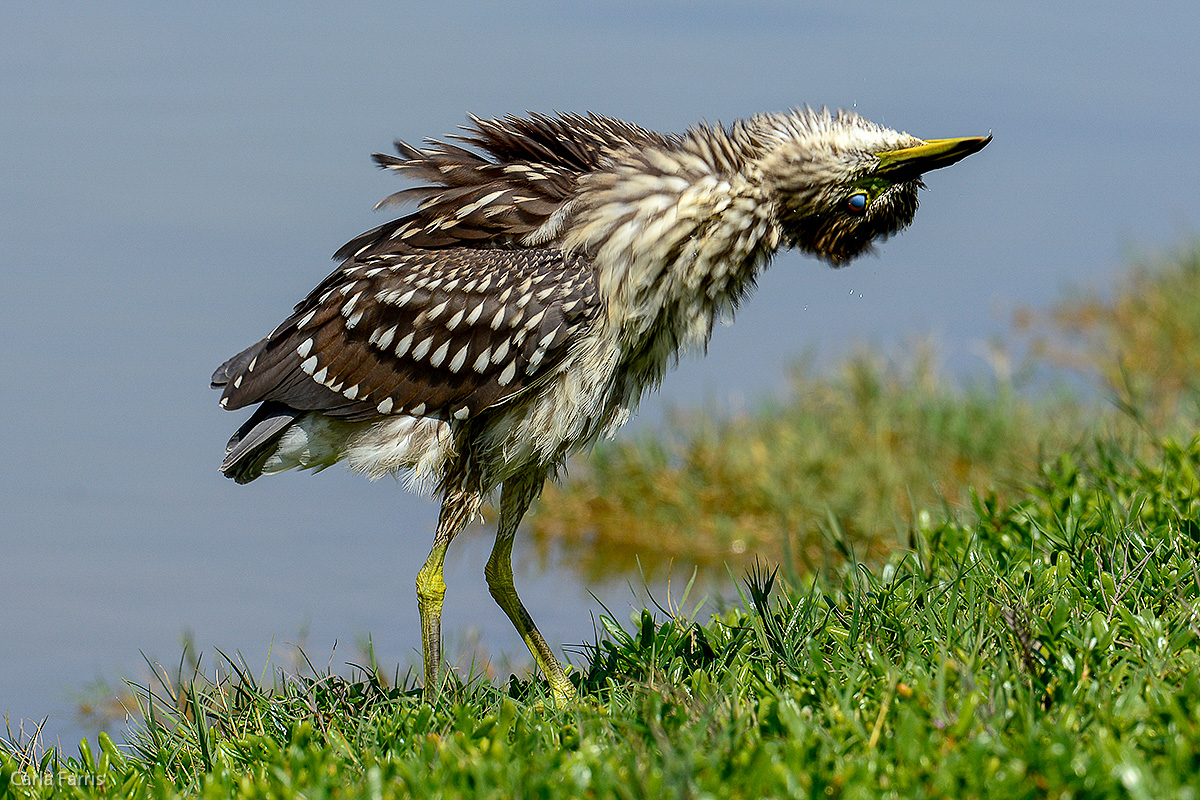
[484,472,576,705]
[417,485,481,703]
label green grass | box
[5,434,1200,797]
[6,244,1200,798]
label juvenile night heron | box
[212,108,989,703]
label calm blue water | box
[3,0,1198,747]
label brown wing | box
[213,247,601,423]
[335,112,679,259]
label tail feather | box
[220,402,303,484]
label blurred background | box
[2,0,1198,745]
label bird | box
[212,108,990,704]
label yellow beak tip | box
[877,134,992,174]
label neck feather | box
[563,125,781,354]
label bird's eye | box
[847,192,869,213]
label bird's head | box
[753,108,990,265]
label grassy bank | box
[5,245,1200,798]
[5,434,1200,797]
[530,246,1200,579]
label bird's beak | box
[876,135,992,177]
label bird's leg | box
[485,471,576,705]
[417,483,482,703]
